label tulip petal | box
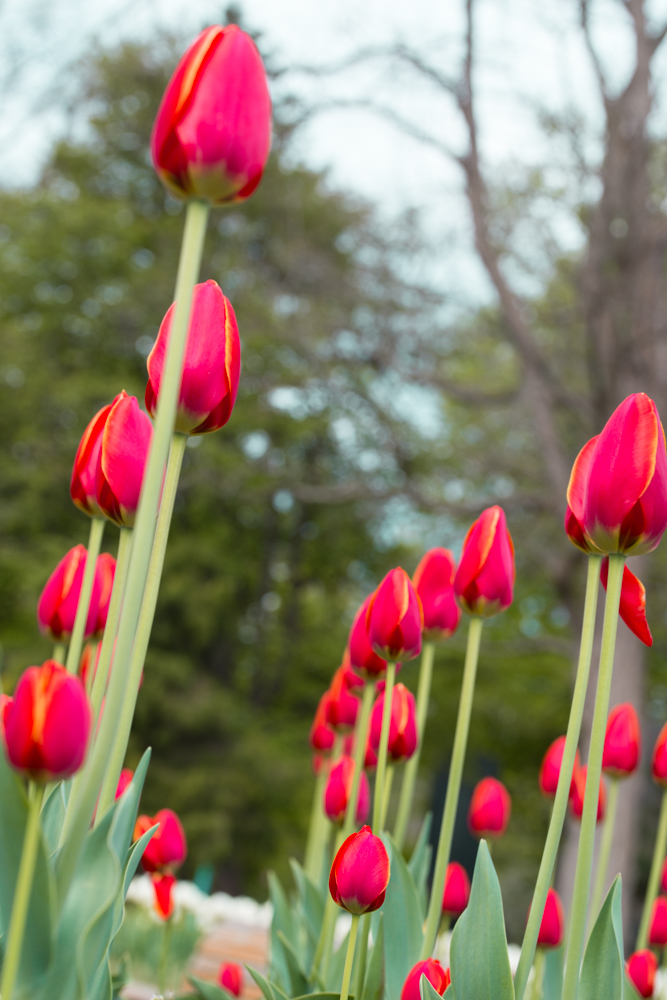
[566,436,599,520]
[98,395,153,526]
[70,402,113,516]
[600,558,652,646]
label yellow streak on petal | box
[174,27,223,121]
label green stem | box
[305,771,328,880]
[438,914,451,939]
[52,642,66,664]
[84,641,99,697]
[54,199,209,910]
[514,554,602,1000]
[420,616,483,959]
[339,914,360,1000]
[313,828,345,983]
[66,516,105,673]
[97,431,188,818]
[372,662,396,834]
[0,784,45,1000]
[354,914,370,1000]
[637,789,667,949]
[528,948,545,1000]
[394,641,434,849]
[380,765,394,831]
[158,915,174,996]
[589,776,620,925]
[342,682,374,839]
[562,552,625,1000]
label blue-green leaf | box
[42,783,68,857]
[247,966,290,1000]
[278,929,309,996]
[421,973,446,1000]
[579,876,624,1000]
[188,974,233,999]
[542,946,564,1000]
[449,841,513,1000]
[407,813,432,918]
[382,834,424,1000]
[268,871,297,991]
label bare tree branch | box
[580,0,610,98]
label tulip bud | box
[134,808,187,873]
[536,888,565,948]
[348,595,388,678]
[626,950,657,998]
[146,280,241,435]
[412,548,461,641]
[70,400,115,517]
[2,660,91,781]
[569,764,606,823]
[454,506,515,617]
[327,666,360,733]
[648,896,667,947]
[564,436,601,553]
[602,703,641,778]
[369,683,418,763]
[468,777,511,838]
[341,649,365,691]
[652,721,667,786]
[400,960,450,1000]
[92,553,116,637]
[37,544,103,643]
[366,568,423,661]
[219,962,243,996]
[151,25,272,205]
[442,862,470,917]
[329,825,390,914]
[115,768,134,799]
[539,736,581,798]
[601,558,652,646]
[309,692,335,754]
[94,392,154,528]
[152,873,176,921]
[324,756,370,826]
[582,393,667,555]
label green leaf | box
[624,977,642,1000]
[407,813,432,917]
[278,929,309,997]
[542,946,564,1000]
[268,871,297,991]
[291,858,325,946]
[293,993,343,1000]
[42,783,68,857]
[188,973,233,1000]
[443,987,456,1000]
[326,926,349,993]
[449,841,513,1000]
[421,975,447,1000]
[360,914,384,1000]
[247,966,290,1000]
[382,834,425,1000]
[579,876,624,1000]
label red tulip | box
[329,825,390,914]
[115,768,134,799]
[536,888,565,948]
[366,568,423,661]
[151,25,271,205]
[602,703,641,778]
[2,660,91,781]
[327,666,360,733]
[219,962,243,996]
[569,765,606,823]
[92,553,116,637]
[652,721,667,786]
[442,862,470,917]
[70,400,115,518]
[412,548,461,642]
[468,777,511,838]
[626,950,657,998]
[400,960,450,1000]
[37,544,103,643]
[348,595,388,678]
[454,506,515,617]
[564,436,600,553]
[600,558,652,646]
[539,736,581,798]
[369,683,418,763]
[152,873,176,921]
[146,280,241,435]
[648,896,667,947]
[95,392,154,528]
[324,756,370,825]
[309,692,335,754]
[134,808,187,873]
[340,649,365,691]
[582,393,667,555]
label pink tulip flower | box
[348,595,388,678]
[468,777,511,838]
[602,703,641,778]
[95,392,153,528]
[400,960,450,1000]
[366,568,423,661]
[37,544,103,643]
[369,683,418,763]
[329,825,390,914]
[442,862,470,917]
[412,548,461,641]
[324,756,370,826]
[454,506,515,617]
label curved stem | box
[637,789,667,949]
[339,914,360,1000]
[97,431,188,818]
[421,616,483,959]
[589,776,620,925]
[394,642,435,849]
[0,784,45,1000]
[514,554,602,1000]
[66,516,105,674]
[562,553,624,1000]
[372,662,396,834]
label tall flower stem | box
[562,552,625,1000]
[354,914,370,1000]
[339,914,360,1000]
[589,776,620,925]
[420,616,483,959]
[380,765,394,831]
[1,783,45,1000]
[305,772,328,881]
[513,554,602,1000]
[372,662,396,834]
[158,915,174,997]
[54,199,209,910]
[394,641,435,849]
[66,516,105,674]
[97,431,188,818]
[313,829,345,983]
[52,642,66,664]
[637,788,667,949]
[528,949,545,1000]
[342,682,374,839]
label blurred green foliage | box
[110,902,200,993]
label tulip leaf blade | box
[407,812,432,917]
[277,929,309,997]
[542,946,564,1000]
[290,857,325,967]
[42,782,68,857]
[326,926,350,992]
[268,871,298,992]
[443,988,456,999]
[421,972,447,1000]
[381,834,424,1000]
[624,978,642,1000]
[188,974,233,999]
[578,876,624,1000]
[247,965,290,1000]
[449,840,514,1000]
[361,913,385,1000]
